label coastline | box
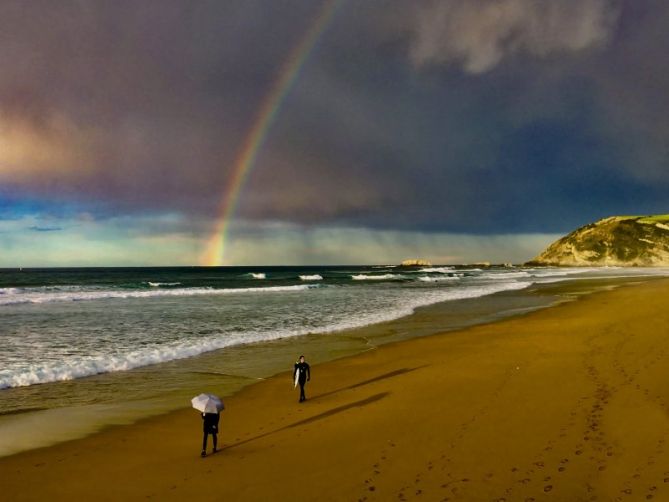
[4,277,669,500]
[0,274,650,458]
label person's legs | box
[202,431,208,456]
[212,432,218,452]
[299,381,306,402]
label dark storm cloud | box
[0,0,320,214]
[243,0,669,233]
[1,0,668,236]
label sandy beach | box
[3,278,669,501]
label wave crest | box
[351,274,403,280]
[299,274,323,281]
[0,284,314,306]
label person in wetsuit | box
[201,412,219,457]
[294,355,311,403]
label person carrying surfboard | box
[294,355,311,402]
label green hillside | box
[527,215,669,267]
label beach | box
[2,277,669,500]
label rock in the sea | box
[526,214,669,266]
[400,259,432,267]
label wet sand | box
[4,278,669,501]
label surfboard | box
[294,368,300,389]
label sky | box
[1,0,668,266]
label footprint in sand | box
[544,485,553,492]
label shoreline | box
[0,274,661,459]
[4,277,669,499]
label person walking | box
[201,411,219,457]
[294,355,311,402]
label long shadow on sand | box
[310,366,424,401]
[222,392,389,451]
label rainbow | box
[201,0,342,266]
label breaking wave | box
[351,274,404,280]
[0,280,532,389]
[0,284,314,306]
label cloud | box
[29,226,62,232]
[220,220,561,265]
[408,0,621,72]
[1,0,668,267]
[0,213,559,266]
[0,214,205,266]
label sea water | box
[1,265,667,455]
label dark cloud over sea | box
[1,0,668,240]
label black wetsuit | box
[202,412,219,453]
[294,361,311,402]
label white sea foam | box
[419,267,455,273]
[299,274,323,281]
[248,273,266,279]
[0,284,313,306]
[478,271,532,280]
[351,274,404,280]
[417,275,460,282]
[147,282,182,287]
[0,279,532,389]
[5,267,669,393]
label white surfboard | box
[294,369,300,389]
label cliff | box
[527,215,669,267]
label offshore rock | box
[400,259,432,267]
[526,215,669,267]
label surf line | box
[201,0,342,266]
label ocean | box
[1,265,667,456]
